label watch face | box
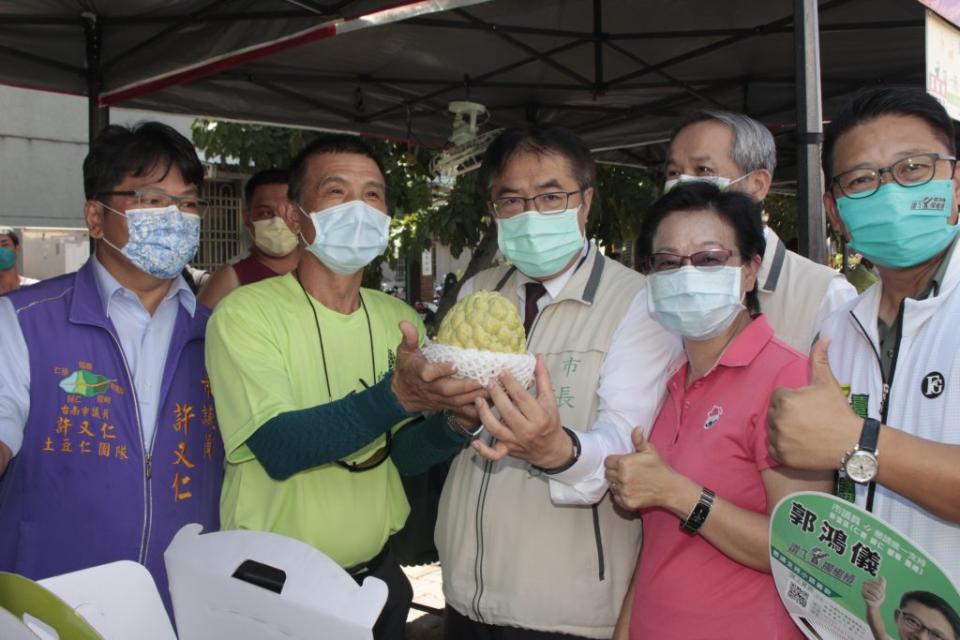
[844,451,878,483]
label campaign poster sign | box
[770,492,960,640]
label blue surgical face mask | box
[497,207,584,279]
[300,200,390,275]
[647,266,744,340]
[837,179,958,268]
[0,247,15,271]
[100,204,201,280]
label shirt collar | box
[716,313,776,369]
[90,255,196,318]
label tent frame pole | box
[794,0,827,263]
[83,12,109,145]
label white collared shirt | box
[0,257,195,454]
[459,242,681,503]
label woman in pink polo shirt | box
[606,182,832,639]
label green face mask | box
[496,207,584,278]
[837,179,958,268]
[0,247,15,271]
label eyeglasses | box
[335,378,392,472]
[336,430,392,472]
[897,610,951,640]
[97,188,209,215]
[648,249,739,272]
[490,190,582,217]
[831,153,957,199]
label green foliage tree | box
[765,192,799,245]
[191,119,659,326]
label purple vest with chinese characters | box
[0,260,223,612]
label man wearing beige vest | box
[435,125,680,639]
[665,110,856,353]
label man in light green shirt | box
[205,134,486,640]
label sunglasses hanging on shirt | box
[296,271,391,472]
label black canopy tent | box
[0,1,486,139]
[0,0,951,260]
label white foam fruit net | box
[421,341,536,387]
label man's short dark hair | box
[900,590,960,637]
[637,181,766,314]
[478,124,596,194]
[823,87,956,180]
[83,122,203,200]
[244,168,290,206]
[0,226,18,247]
[287,134,387,205]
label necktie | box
[523,282,547,335]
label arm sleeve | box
[548,288,684,505]
[753,356,811,472]
[0,298,30,456]
[247,372,416,480]
[390,413,469,477]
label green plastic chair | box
[0,572,102,639]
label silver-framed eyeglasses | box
[831,153,957,199]
[96,188,209,215]
[490,190,582,217]
[649,249,739,273]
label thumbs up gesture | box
[767,339,863,470]
[604,427,692,512]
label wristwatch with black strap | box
[532,427,582,475]
[841,418,881,484]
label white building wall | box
[0,84,196,229]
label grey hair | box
[673,109,777,175]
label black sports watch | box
[842,418,881,484]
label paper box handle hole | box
[231,560,286,595]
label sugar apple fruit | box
[437,291,526,353]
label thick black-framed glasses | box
[831,153,957,200]
[648,249,739,273]
[490,190,582,217]
[96,188,209,214]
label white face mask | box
[300,200,390,275]
[663,172,750,194]
[252,217,298,257]
[647,266,744,340]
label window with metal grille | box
[195,179,244,272]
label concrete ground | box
[404,563,444,640]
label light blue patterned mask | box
[100,204,201,279]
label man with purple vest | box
[0,122,223,613]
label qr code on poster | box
[788,581,810,609]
